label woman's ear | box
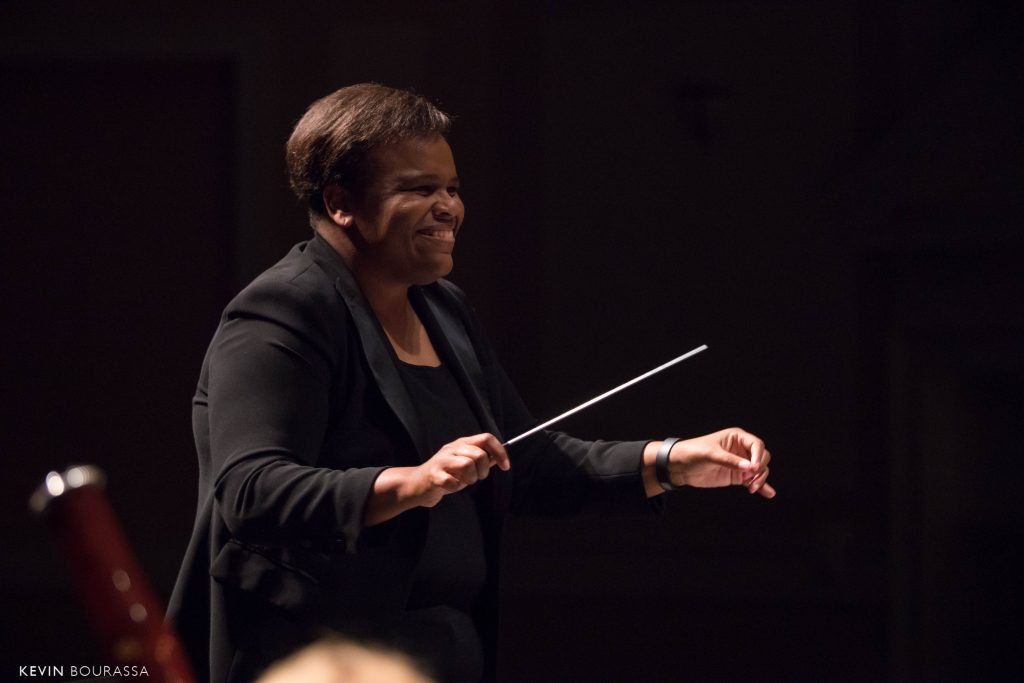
[322,184,355,228]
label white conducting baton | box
[502,344,708,447]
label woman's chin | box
[414,257,454,284]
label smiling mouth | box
[417,228,456,243]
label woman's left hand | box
[645,427,775,498]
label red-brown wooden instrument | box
[30,465,195,683]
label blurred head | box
[286,83,452,217]
[255,638,434,683]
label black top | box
[169,234,659,683]
[396,359,487,682]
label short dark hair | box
[286,83,452,216]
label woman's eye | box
[402,185,458,197]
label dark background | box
[2,1,1022,681]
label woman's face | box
[347,134,464,286]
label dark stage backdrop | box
[2,2,1021,681]
[0,58,234,666]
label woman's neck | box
[366,287,439,366]
[315,222,409,317]
[316,224,439,365]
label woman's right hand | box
[365,433,510,526]
[412,433,511,507]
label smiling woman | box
[320,134,465,290]
[167,83,773,683]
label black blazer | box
[167,234,657,683]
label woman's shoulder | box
[222,240,351,343]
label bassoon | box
[30,465,195,683]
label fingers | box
[722,428,774,497]
[729,427,767,469]
[710,446,758,474]
[721,437,777,499]
[745,466,770,494]
[462,433,511,471]
[443,444,491,483]
[458,443,492,481]
[742,448,772,484]
[715,433,776,499]
[427,434,510,500]
[736,438,774,498]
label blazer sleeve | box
[493,361,660,518]
[206,274,386,553]
[438,280,661,518]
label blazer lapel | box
[412,285,503,442]
[307,236,429,460]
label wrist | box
[642,441,666,497]
[365,467,425,527]
[655,438,683,491]
[642,438,687,497]
[395,466,434,508]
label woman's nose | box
[432,192,459,218]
